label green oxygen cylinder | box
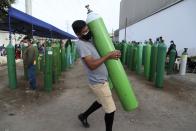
[132,45,137,71]
[144,43,151,79]
[21,45,28,80]
[108,77,114,90]
[61,42,66,71]
[131,45,135,71]
[6,43,17,89]
[167,49,176,74]
[55,42,60,75]
[69,42,73,65]
[136,43,143,75]
[129,43,134,70]
[142,44,146,65]
[72,41,77,62]
[52,44,58,83]
[126,42,131,68]
[39,54,44,72]
[71,41,75,64]
[44,47,53,92]
[127,44,133,69]
[155,42,167,88]
[67,43,71,68]
[57,42,61,76]
[38,55,41,71]
[64,41,68,70]
[117,43,122,51]
[122,42,128,65]
[86,5,138,111]
[149,43,158,81]
[33,43,39,73]
[126,43,131,68]
[120,43,124,62]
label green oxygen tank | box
[127,44,133,69]
[155,42,167,88]
[72,41,77,62]
[33,43,39,73]
[144,43,151,79]
[116,43,121,51]
[131,45,136,71]
[38,55,41,71]
[126,43,131,68]
[61,42,66,71]
[52,44,58,83]
[119,43,124,62]
[21,45,28,80]
[142,44,146,65]
[136,43,143,75]
[108,77,114,90]
[67,43,71,68]
[39,54,44,72]
[149,43,158,81]
[55,42,61,75]
[6,43,17,89]
[86,5,138,111]
[57,42,61,76]
[122,42,128,65]
[44,47,53,92]
[64,41,68,70]
[125,43,130,66]
[167,49,176,74]
[129,43,134,70]
[70,41,75,64]
[132,45,137,71]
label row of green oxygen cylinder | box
[114,41,170,88]
[40,40,78,91]
[6,40,78,91]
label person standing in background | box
[21,36,37,91]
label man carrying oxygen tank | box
[72,20,121,131]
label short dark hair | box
[22,35,32,42]
[72,20,86,34]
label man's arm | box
[83,50,121,70]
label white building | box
[118,0,196,56]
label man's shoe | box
[78,113,90,128]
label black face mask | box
[81,31,92,41]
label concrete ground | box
[0,60,196,131]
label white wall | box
[0,32,22,46]
[119,0,196,56]
[0,32,9,46]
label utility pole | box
[65,20,69,33]
[25,0,32,15]
[124,17,127,42]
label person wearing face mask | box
[21,36,37,91]
[72,20,121,131]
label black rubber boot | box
[105,112,115,131]
[78,113,90,128]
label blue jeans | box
[28,65,36,90]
